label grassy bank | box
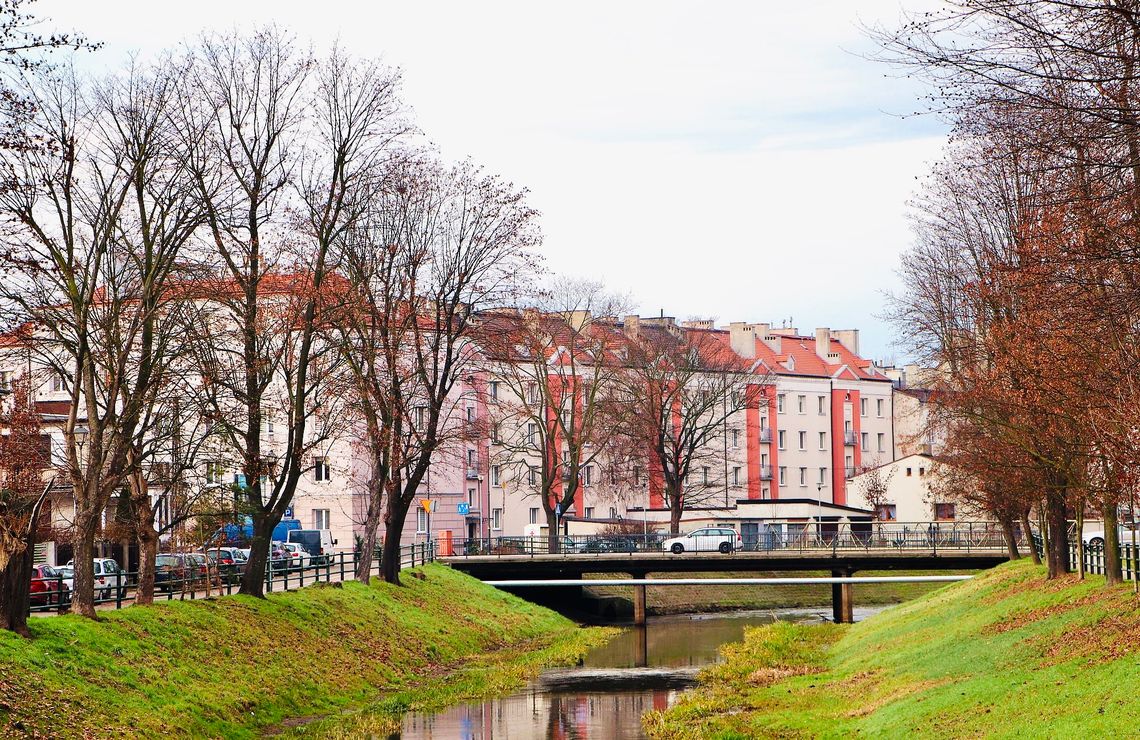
[0,563,612,739]
[645,559,1140,737]
[588,570,973,615]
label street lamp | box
[816,484,825,544]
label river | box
[391,606,883,739]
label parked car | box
[154,553,191,593]
[235,544,291,569]
[1083,526,1140,548]
[57,564,74,593]
[288,529,337,565]
[580,535,640,554]
[65,558,125,600]
[662,527,742,554]
[204,547,247,583]
[30,564,70,607]
[281,542,312,571]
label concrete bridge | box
[442,548,1009,623]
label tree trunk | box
[547,509,561,554]
[1075,502,1085,580]
[70,509,100,617]
[999,514,1020,560]
[1104,503,1123,586]
[239,513,276,597]
[355,470,384,585]
[1021,510,1041,565]
[667,482,683,535]
[0,545,36,636]
[380,514,404,585]
[1044,490,1070,579]
[134,523,158,605]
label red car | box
[30,564,70,607]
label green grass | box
[0,564,613,738]
[587,570,974,615]
[644,559,1140,738]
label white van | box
[287,529,337,565]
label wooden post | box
[633,583,647,626]
[832,569,854,624]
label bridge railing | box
[439,522,1024,558]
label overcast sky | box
[37,0,944,363]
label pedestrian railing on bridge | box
[440,522,1025,559]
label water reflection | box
[392,610,815,740]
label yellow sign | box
[421,499,433,513]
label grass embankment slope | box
[589,570,972,615]
[0,563,611,739]
[646,559,1140,738]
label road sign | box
[555,503,562,517]
[284,507,294,519]
[421,499,435,513]
[457,502,470,515]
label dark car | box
[154,553,191,593]
[30,564,70,608]
[204,547,247,583]
[581,535,640,554]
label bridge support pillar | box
[831,569,854,624]
[632,583,647,626]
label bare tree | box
[615,322,766,534]
[481,279,630,553]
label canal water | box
[392,607,881,739]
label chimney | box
[623,314,640,337]
[681,319,715,330]
[756,323,781,353]
[728,322,756,359]
[567,310,591,331]
[834,329,860,356]
[814,327,832,361]
[771,327,799,337]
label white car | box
[662,527,743,555]
[65,558,125,599]
[281,542,312,570]
[1083,527,1140,548]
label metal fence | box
[1071,541,1140,580]
[440,521,1025,559]
[29,542,436,615]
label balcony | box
[465,466,481,480]
[759,465,773,480]
[845,466,857,479]
[758,428,772,443]
[843,431,857,446]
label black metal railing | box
[1071,541,1140,580]
[439,522,1024,559]
[29,542,436,615]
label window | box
[861,432,869,451]
[50,372,66,393]
[702,466,710,485]
[860,398,867,416]
[819,431,826,450]
[731,429,740,448]
[584,465,594,486]
[634,467,643,486]
[919,467,926,476]
[529,507,539,524]
[492,508,503,530]
[777,394,785,413]
[528,466,538,485]
[414,406,426,430]
[819,467,827,484]
[527,422,538,446]
[935,503,956,521]
[877,433,885,453]
[491,422,500,444]
[778,430,786,449]
[875,504,897,521]
[314,457,331,482]
[265,418,274,436]
[526,383,539,404]
[416,508,428,533]
[799,467,806,486]
[489,381,500,400]
[313,509,330,529]
[467,449,476,466]
[491,465,501,486]
[732,466,741,486]
[906,467,913,477]
[818,395,826,415]
[466,406,475,423]
[205,461,224,485]
[0,370,11,391]
[797,395,806,413]
[778,466,787,486]
[467,488,476,506]
[585,506,595,519]
[876,399,884,417]
[798,431,806,450]
[609,506,618,519]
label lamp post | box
[816,483,825,545]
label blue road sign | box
[458,502,470,515]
